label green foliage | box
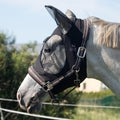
[21,41,37,53]
[80,89,114,99]
[0,33,16,98]
[0,33,15,46]
[39,88,83,119]
[74,90,120,120]
[0,33,38,119]
[38,89,120,120]
[101,95,120,106]
[74,107,120,120]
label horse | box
[17,6,120,113]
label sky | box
[0,0,120,44]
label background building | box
[79,78,106,92]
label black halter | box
[28,19,89,101]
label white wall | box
[79,78,102,92]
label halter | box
[28,19,90,102]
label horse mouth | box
[17,91,42,113]
[27,103,42,113]
[18,99,42,113]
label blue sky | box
[0,0,120,44]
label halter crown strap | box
[73,20,89,71]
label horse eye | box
[44,48,51,53]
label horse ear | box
[66,9,76,23]
[45,5,73,34]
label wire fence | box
[1,98,120,120]
[0,107,71,120]
[0,98,72,120]
[1,98,120,109]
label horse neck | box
[86,22,100,79]
[86,21,120,97]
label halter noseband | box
[28,19,90,101]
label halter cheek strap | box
[73,19,89,86]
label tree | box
[0,33,15,97]
[0,33,38,119]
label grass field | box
[39,89,120,120]
[74,107,120,120]
[73,90,120,120]
[74,108,120,120]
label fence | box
[0,98,120,120]
[0,98,72,120]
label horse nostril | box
[44,48,51,53]
[17,91,26,110]
[17,92,21,101]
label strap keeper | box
[74,71,81,87]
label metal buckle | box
[77,47,86,58]
[44,81,53,91]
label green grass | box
[80,89,114,99]
[73,90,120,120]
[40,89,120,120]
[74,108,120,120]
[42,89,120,120]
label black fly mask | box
[28,6,89,99]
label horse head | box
[17,5,89,113]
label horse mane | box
[88,17,120,49]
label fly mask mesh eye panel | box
[41,35,66,74]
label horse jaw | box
[86,22,120,98]
[17,74,49,113]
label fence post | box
[0,102,4,120]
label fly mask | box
[28,6,89,100]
